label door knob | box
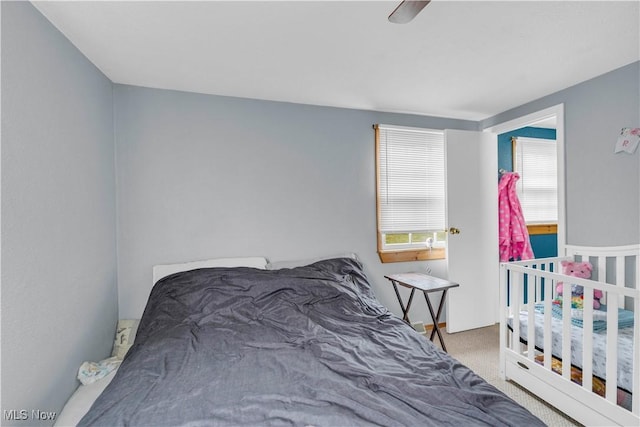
[449,227,460,235]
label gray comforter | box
[79,258,543,426]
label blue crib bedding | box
[534,303,635,331]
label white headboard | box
[152,256,268,285]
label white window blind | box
[514,136,557,224]
[377,125,445,235]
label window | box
[513,136,558,228]
[375,124,446,263]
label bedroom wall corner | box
[1,2,118,424]
[112,84,476,325]
[482,60,640,246]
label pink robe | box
[498,172,534,262]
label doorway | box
[484,104,566,255]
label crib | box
[500,244,640,426]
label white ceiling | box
[33,0,640,121]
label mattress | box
[512,309,635,392]
[55,369,118,427]
[79,258,543,426]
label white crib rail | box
[567,244,640,415]
[500,245,640,426]
[566,244,639,308]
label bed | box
[500,244,640,427]
[70,256,543,426]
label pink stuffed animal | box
[556,260,603,309]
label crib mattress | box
[511,310,634,392]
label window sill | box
[527,224,557,235]
[378,248,445,263]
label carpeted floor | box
[438,324,582,426]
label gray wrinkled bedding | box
[79,258,543,426]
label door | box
[445,129,499,333]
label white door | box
[445,130,499,333]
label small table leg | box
[423,289,449,352]
[391,281,416,324]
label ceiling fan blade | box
[388,1,430,24]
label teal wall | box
[498,126,558,258]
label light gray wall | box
[1,2,117,423]
[483,61,640,246]
[114,84,477,320]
